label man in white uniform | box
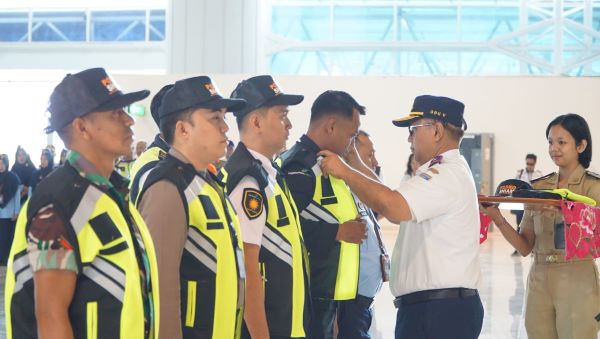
[222,75,311,339]
[318,95,483,339]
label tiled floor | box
[0,224,597,338]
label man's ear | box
[249,112,262,131]
[71,118,90,140]
[325,116,336,135]
[175,120,189,140]
[434,121,445,141]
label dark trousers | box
[337,297,373,339]
[394,293,483,339]
[311,296,373,339]
[513,210,524,231]
[0,218,16,265]
[241,321,305,339]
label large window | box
[268,0,600,76]
[0,7,165,43]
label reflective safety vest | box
[115,159,135,179]
[4,163,160,339]
[221,143,310,337]
[129,134,169,206]
[138,154,245,339]
[279,140,360,300]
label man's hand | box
[318,150,353,180]
[336,217,367,244]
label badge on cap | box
[269,83,282,96]
[243,188,264,220]
[204,83,218,97]
[101,77,118,95]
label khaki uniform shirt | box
[521,165,600,256]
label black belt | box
[393,288,478,308]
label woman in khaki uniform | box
[482,113,600,339]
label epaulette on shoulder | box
[531,172,556,184]
[224,144,269,192]
[279,143,317,170]
[585,170,600,180]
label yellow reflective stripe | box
[187,179,242,338]
[333,242,360,300]
[129,203,160,339]
[185,281,197,327]
[313,175,360,300]
[87,302,98,339]
[545,188,597,206]
[129,147,162,189]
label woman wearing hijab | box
[11,146,36,204]
[29,148,54,193]
[0,153,21,265]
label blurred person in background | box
[0,153,21,265]
[29,148,54,193]
[11,146,35,204]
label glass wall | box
[268,0,600,76]
[0,8,165,43]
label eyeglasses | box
[408,123,434,135]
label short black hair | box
[526,153,537,162]
[159,107,195,145]
[310,90,365,123]
[150,84,174,127]
[235,104,273,130]
[546,113,592,168]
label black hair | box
[526,153,537,162]
[310,90,365,123]
[150,84,174,127]
[235,104,274,130]
[0,154,9,170]
[405,153,414,176]
[546,113,592,168]
[159,108,196,145]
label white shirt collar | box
[246,147,278,179]
[416,148,461,173]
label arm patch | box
[243,188,264,220]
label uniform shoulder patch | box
[242,188,264,220]
[531,172,556,183]
[428,155,443,168]
[586,170,600,180]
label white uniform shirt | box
[390,149,481,297]
[229,148,278,245]
[515,168,543,183]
